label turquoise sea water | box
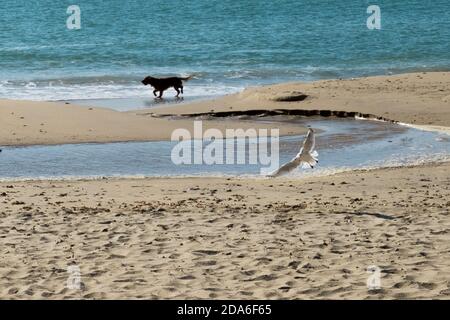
[0,0,449,100]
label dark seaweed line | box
[144,109,398,123]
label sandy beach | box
[1,72,449,300]
[1,162,449,299]
[143,72,450,127]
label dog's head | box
[141,76,154,86]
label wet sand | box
[0,100,306,147]
[1,162,449,299]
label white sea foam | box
[0,81,243,101]
[272,153,450,180]
[0,172,240,183]
[2,154,449,183]
[397,122,450,136]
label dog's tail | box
[180,75,194,81]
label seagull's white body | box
[268,128,318,177]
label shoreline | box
[1,159,449,183]
[2,114,448,182]
[135,71,450,126]
[0,99,307,147]
[1,71,449,147]
[396,122,450,135]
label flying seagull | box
[268,128,318,177]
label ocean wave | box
[0,62,448,101]
[0,78,243,101]
[0,42,116,53]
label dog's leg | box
[153,89,157,97]
[180,86,184,94]
[174,87,181,97]
[158,90,164,99]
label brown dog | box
[141,75,193,98]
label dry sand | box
[1,162,449,299]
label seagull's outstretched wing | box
[268,128,318,177]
